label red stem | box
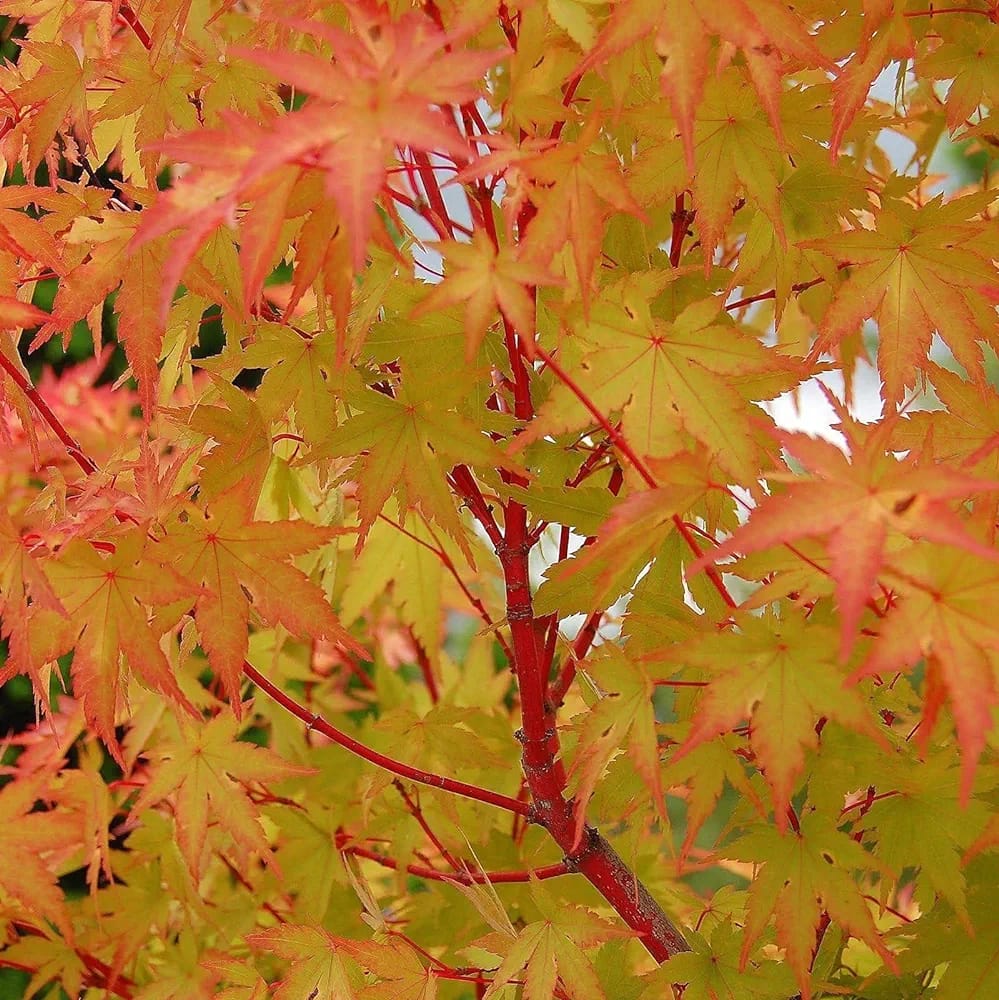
[498,303,690,965]
[394,780,459,868]
[115,1,152,50]
[242,662,529,815]
[411,631,440,704]
[725,276,825,312]
[548,609,602,706]
[412,149,456,240]
[0,351,98,476]
[904,6,998,17]
[669,193,692,268]
[339,837,570,884]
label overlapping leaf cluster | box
[0,1,997,999]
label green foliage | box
[0,2,998,999]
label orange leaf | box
[692,400,999,660]
[162,479,360,705]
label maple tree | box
[0,0,998,997]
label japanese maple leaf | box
[864,752,990,924]
[233,10,507,270]
[566,646,665,846]
[853,546,999,804]
[664,614,878,832]
[134,12,505,318]
[525,277,799,480]
[919,20,999,133]
[47,530,198,763]
[129,112,261,321]
[629,73,786,264]
[653,919,797,1000]
[314,374,525,546]
[804,193,999,405]
[132,713,314,878]
[691,404,999,660]
[898,871,999,1000]
[31,211,169,417]
[533,480,702,617]
[0,774,77,940]
[729,814,897,999]
[0,508,69,703]
[236,323,337,446]
[245,925,364,1000]
[0,188,66,280]
[515,116,645,308]
[0,296,51,331]
[577,0,835,174]
[90,46,199,185]
[11,40,92,166]
[481,886,628,1000]
[411,232,560,360]
[162,479,360,705]
[337,938,437,1000]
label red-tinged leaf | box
[579,0,835,174]
[11,41,91,167]
[852,547,999,804]
[338,939,436,1000]
[129,113,260,318]
[283,194,351,329]
[654,0,710,175]
[667,614,879,832]
[47,530,199,763]
[660,737,764,860]
[314,376,526,547]
[830,32,891,159]
[730,814,897,999]
[132,712,316,878]
[0,509,70,705]
[567,646,666,847]
[261,10,505,110]
[804,194,999,404]
[918,20,999,133]
[0,774,77,939]
[161,479,360,705]
[245,925,364,1000]
[32,213,169,417]
[518,117,645,306]
[0,201,67,276]
[533,478,704,617]
[411,232,559,359]
[237,166,298,311]
[231,12,506,270]
[692,403,999,659]
[0,296,49,329]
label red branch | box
[242,662,529,815]
[411,631,441,704]
[338,836,570,884]
[548,609,602,706]
[0,351,98,476]
[114,2,152,50]
[725,276,825,312]
[493,265,690,961]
